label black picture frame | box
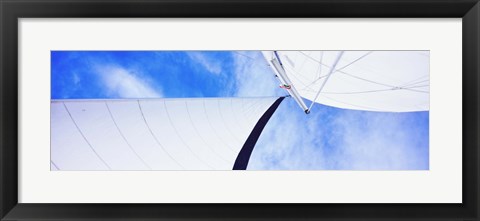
[1,0,479,220]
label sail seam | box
[229,98,249,133]
[105,102,152,170]
[62,102,112,170]
[163,100,214,169]
[217,99,243,144]
[184,100,231,165]
[137,101,185,169]
[202,100,238,153]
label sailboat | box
[51,51,429,171]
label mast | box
[263,51,430,113]
[268,51,310,114]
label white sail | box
[262,51,429,112]
[51,97,278,170]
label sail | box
[262,51,429,112]
[51,97,280,170]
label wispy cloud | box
[231,51,284,97]
[187,52,223,75]
[72,72,81,87]
[248,100,328,170]
[249,99,429,170]
[329,110,429,170]
[95,65,163,98]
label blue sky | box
[51,51,429,170]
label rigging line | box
[300,51,325,91]
[299,51,331,68]
[399,78,430,88]
[316,51,324,80]
[202,100,238,153]
[301,51,373,88]
[301,74,329,90]
[294,53,427,93]
[51,160,60,170]
[296,51,310,75]
[62,102,112,170]
[319,94,385,112]
[301,84,429,93]
[308,51,345,112]
[398,74,429,87]
[339,71,429,94]
[320,85,429,94]
[105,102,152,170]
[283,64,319,90]
[184,100,231,165]
[297,51,335,88]
[163,101,214,169]
[137,100,185,169]
[335,51,373,72]
[273,52,314,89]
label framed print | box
[1,0,479,220]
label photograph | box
[50,50,430,171]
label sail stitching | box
[163,100,214,169]
[229,98,250,132]
[105,101,152,170]
[202,100,238,153]
[245,99,267,124]
[62,102,112,170]
[216,99,244,144]
[137,101,185,169]
[184,100,231,165]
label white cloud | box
[95,66,162,98]
[231,51,283,97]
[249,99,429,170]
[187,52,222,75]
[72,72,81,86]
[329,111,428,170]
[248,100,328,170]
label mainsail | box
[262,51,429,113]
[51,97,281,170]
[51,50,430,171]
